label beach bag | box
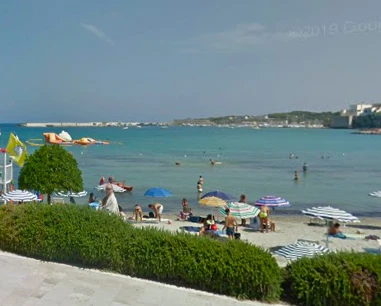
[211,224,217,231]
[234,233,241,240]
[149,212,155,218]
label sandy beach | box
[126,212,381,265]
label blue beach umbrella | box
[201,190,236,202]
[255,196,291,208]
[144,187,173,198]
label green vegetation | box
[18,145,83,204]
[283,252,381,306]
[1,204,380,305]
[0,204,282,302]
[352,114,381,129]
[267,111,339,126]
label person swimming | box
[210,159,216,165]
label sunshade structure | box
[255,196,290,208]
[95,184,125,193]
[201,190,236,202]
[219,202,260,219]
[56,191,88,198]
[273,241,331,261]
[144,187,173,198]
[199,196,226,207]
[1,190,37,202]
[301,206,360,223]
[369,191,381,198]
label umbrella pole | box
[326,221,329,248]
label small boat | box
[123,127,129,130]
[115,182,133,192]
[161,126,168,129]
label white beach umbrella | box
[1,190,37,202]
[301,206,360,223]
[95,184,125,193]
[274,241,331,261]
[56,191,88,198]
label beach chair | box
[52,197,64,204]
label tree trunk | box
[48,193,51,205]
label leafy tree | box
[18,145,83,204]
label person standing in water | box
[303,163,308,172]
[294,171,299,181]
[199,176,204,185]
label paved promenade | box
[0,251,286,306]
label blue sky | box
[2,1,381,122]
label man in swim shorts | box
[222,208,238,240]
[148,203,163,221]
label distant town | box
[19,103,381,130]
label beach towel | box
[329,233,347,239]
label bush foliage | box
[18,145,83,204]
[283,252,381,306]
[0,204,282,301]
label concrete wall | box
[330,115,353,129]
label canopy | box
[301,206,360,223]
[144,187,172,197]
[56,191,88,198]
[255,196,290,207]
[94,184,125,193]
[199,196,226,207]
[201,190,236,201]
[58,130,72,141]
[274,241,331,261]
[369,191,381,198]
[1,190,37,202]
[219,202,260,219]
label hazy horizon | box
[2,1,381,122]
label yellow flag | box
[6,133,28,167]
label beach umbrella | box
[199,196,226,207]
[219,202,260,219]
[255,196,290,208]
[56,191,88,198]
[301,206,360,223]
[95,184,125,193]
[144,187,173,198]
[1,190,37,202]
[273,241,331,261]
[201,190,236,201]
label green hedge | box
[283,252,381,306]
[0,204,282,302]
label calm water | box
[1,124,381,216]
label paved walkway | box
[0,252,286,306]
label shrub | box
[283,252,381,306]
[0,204,282,302]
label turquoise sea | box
[1,124,380,216]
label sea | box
[1,124,380,216]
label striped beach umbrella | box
[1,190,37,202]
[199,196,226,207]
[56,191,88,198]
[219,202,260,219]
[95,184,125,193]
[274,241,331,261]
[255,196,290,207]
[301,206,360,223]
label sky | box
[2,0,381,122]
